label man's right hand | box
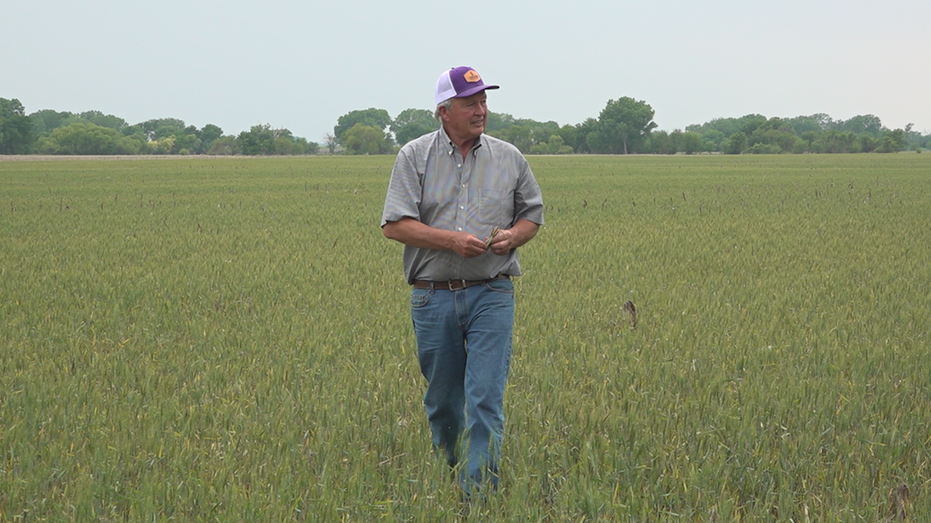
[449,232,489,258]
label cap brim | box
[454,84,499,98]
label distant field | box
[1,153,929,521]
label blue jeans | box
[410,278,515,493]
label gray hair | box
[434,99,453,122]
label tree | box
[172,132,201,155]
[199,124,224,153]
[738,114,768,137]
[391,108,437,145]
[334,108,391,142]
[485,112,516,133]
[786,115,823,135]
[237,125,313,155]
[0,98,35,154]
[817,130,860,153]
[494,125,533,153]
[722,131,748,154]
[139,118,186,140]
[800,131,819,152]
[680,131,704,154]
[570,118,600,154]
[645,130,673,154]
[836,114,885,137]
[591,97,657,154]
[238,124,276,155]
[30,109,72,135]
[701,130,725,152]
[37,122,138,155]
[207,136,240,155]
[74,110,128,131]
[554,124,579,152]
[324,133,339,154]
[340,123,394,155]
[875,129,906,153]
[529,134,573,155]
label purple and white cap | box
[434,66,499,105]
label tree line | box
[2,96,928,156]
[0,99,318,156]
[313,100,929,156]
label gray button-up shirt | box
[382,127,544,284]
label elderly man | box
[381,66,544,495]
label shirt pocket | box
[479,189,514,229]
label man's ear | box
[437,105,449,121]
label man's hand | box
[384,218,489,258]
[451,231,491,258]
[384,217,539,258]
[485,219,539,255]
[485,227,514,255]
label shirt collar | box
[438,126,485,157]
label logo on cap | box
[464,70,481,83]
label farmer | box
[381,66,544,495]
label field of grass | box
[1,153,929,521]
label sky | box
[4,0,929,142]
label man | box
[381,66,544,495]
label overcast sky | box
[4,0,929,142]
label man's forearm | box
[507,218,540,249]
[382,217,456,250]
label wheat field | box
[1,153,929,521]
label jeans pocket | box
[484,279,514,296]
[410,289,431,308]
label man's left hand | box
[485,219,540,255]
[486,228,515,255]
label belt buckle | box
[448,280,467,291]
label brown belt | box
[413,274,509,291]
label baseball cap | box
[434,66,499,105]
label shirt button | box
[459,205,464,210]
[457,164,462,168]
[457,227,463,231]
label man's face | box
[442,91,488,142]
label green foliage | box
[334,108,392,142]
[2,155,930,520]
[30,109,72,135]
[0,98,35,154]
[21,102,313,156]
[391,108,437,146]
[875,129,907,153]
[236,125,316,156]
[36,123,145,155]
[645,130,673,154]
[835,114,884,137]
[238,124,276,155]
[722,131,748,154]
[206,135,241,155]
[590,97,657,154]
[684,112,924,156]
[340,123,395,154]
[486,116,562,154]
[528,134,573,155]
[137,118,186,140]
[494,124,533,153]
[6,95,930,158]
